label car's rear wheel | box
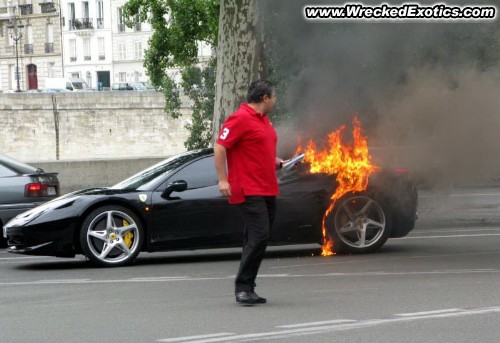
[326,194,391,254]
[80,205,143,267]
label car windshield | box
[0,154,39,174]
[110,149,211,190]
[72,81,88,90]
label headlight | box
[10,196,79,226]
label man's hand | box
[218,180,232,197]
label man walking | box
[214,80,283,305]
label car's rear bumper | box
[5,220,76,258]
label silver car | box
[0,154,60,246]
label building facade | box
[1,0,213,91]
[61,0,114,89]
[0,0,63,91]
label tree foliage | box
[123,0,219,148]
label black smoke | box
[261,0,500,187]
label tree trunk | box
[212,0,266,143]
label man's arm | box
[214,143,232,197]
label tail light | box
[25,183,59,197]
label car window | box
[0,154,38,174]
[110,150,212,190]
[167,156,217,190]
[0,163,17,177]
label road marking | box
[157,333,235,342]
[0,256,48,261]
[277,319,356,328]
[130,276,188,281]
[400,233,500,239]
[395,308,462,317]
[0,269,497,287]
[158,305,500,342]
[416,228,500,233]
[419,193,500,198]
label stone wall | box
[0,91,192,161]
[30,157,166,194]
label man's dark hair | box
[247,80,274,103]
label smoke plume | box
[262,0,500,187]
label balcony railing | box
[98,55,105,60]
[19,4,33,15]
[24,44,33,54]
[96,18,104,29]
[69,18,93,30]
[70,56,76,62]
[84,55,91,61]
[118,23,125,32]
[40,2,57,14]
[45,43,54,53]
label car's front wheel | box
[326,194,391,254]
[80,205,144,267]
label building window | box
[134,71,140,81]
[134,41,142,60]
[119,72,126,82]
[117,7,125,32]
[47,62,55,78]
[46,24,54,44]
[26,25,33,53]
[68,3,76,29]
[118,42,126,60]
[97,0,104,28]
[69,39,77,61]
[82,1,89,19]
[45,24,54,53]
[19,4,33,15]
[98,37,105,60]
[134,15,141,31]
[83,38,91,60]
[86,71,92,88]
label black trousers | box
[235,196,276,293]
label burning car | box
[3,118,417,266]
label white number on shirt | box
[220,128,230,140]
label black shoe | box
[235,291,267,304]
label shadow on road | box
[14,246,324,271]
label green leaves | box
[123,0,219,148]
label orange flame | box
[300,116,378,256]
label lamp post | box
[7,19,24,92]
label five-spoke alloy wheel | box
[80,205,144,266]
[326,195,391,254]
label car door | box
[148,156,242,251]
[272,165,334,244]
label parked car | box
[4,148,417,266]
[132,82,155,91]
[0,154,60,246]
[45,77,90,92]
[111,82,134,91]
[111,82,156,91]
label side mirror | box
[161,180,187,200]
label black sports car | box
[3,148,417,267]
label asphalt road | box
[1,187,500,343]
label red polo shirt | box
[217,103,279,204]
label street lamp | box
[7,18,24,92]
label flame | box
[299,116,377,256]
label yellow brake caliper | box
[123,219,134,248]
